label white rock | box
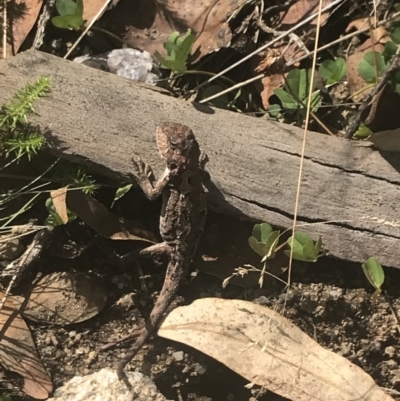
[48,368,171,401]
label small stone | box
[193,362,207,375]
[172,351,184,361]
[385,346,396,357]
[329,288,343,299]
[116,293,135,310]
[48,368,171,401]
[387,359,398,368]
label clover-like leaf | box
[284,69,315,101]
[273,88,298,110]
[390,21,400,44]
[249,223,280,259]
[285,232,323,262]
[75,0,84,18]
[55,0,77,16]
[358,51,386,83]
[319,58,347,84]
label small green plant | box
[358,22,400,92]
[248,223,280,261]
[284,232,324,262]
[358,51,387,83]
[354,124,373,139]
[0,78,98,228]
[0,77,51,129]
[223,223,325,288]
[52,0,84,30]
[362,257,385,301]
[319,58,347,85]
[0,76,50,160]
[273,68,322,116]
[154,30,196,74]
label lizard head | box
[156,122,200,171]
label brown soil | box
[2,208,400,401]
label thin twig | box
[286,0,323,295]
[31,0,56,49]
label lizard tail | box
[117,258,186,383]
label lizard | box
[116,121,208,386]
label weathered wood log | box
[1,50,399,267]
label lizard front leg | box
[132,157,172,201]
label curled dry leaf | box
[66,189,157,242]
[2,0,43,56]
[0,294,52,399]
[22,271,108,325]
[51,186,69,224]
[158,298,394,401]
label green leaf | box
[354,124,373,139]
[273,88,298,109]
[52,16,72,29]
[154,30,194,73]
[175,32,195,64]
[76,0,84,17]
[154,51,187,73]
[55,0,77,16]
[362,257,385,291]
[284,232,321,262]
[309,91,322,113]
[382,41,398,63]
[391,70,400,93]
[268,103,281,118]
[63,14,84,29]
[284,69,315,101]
[252,223,273,243]
[319,58,347,84]
[164,32,181,55]
[248,223,280,259]
[111,184,132,208]
[390,23,400,44]
[0,395,13,401]
[358,51,387,83]
[274,69,321,112]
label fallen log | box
[1,50,399,267]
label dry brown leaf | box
[51,186,69,224]
[66,189,157,242]
[0,293,52,399]
[260,73,285,108]
[346,17,390,99]
[159,298,395,401]
[1,0,43,56]
[119,0,238,62]
[22,272,108,325]
[82,0,109,26]
[280,0,334,26]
